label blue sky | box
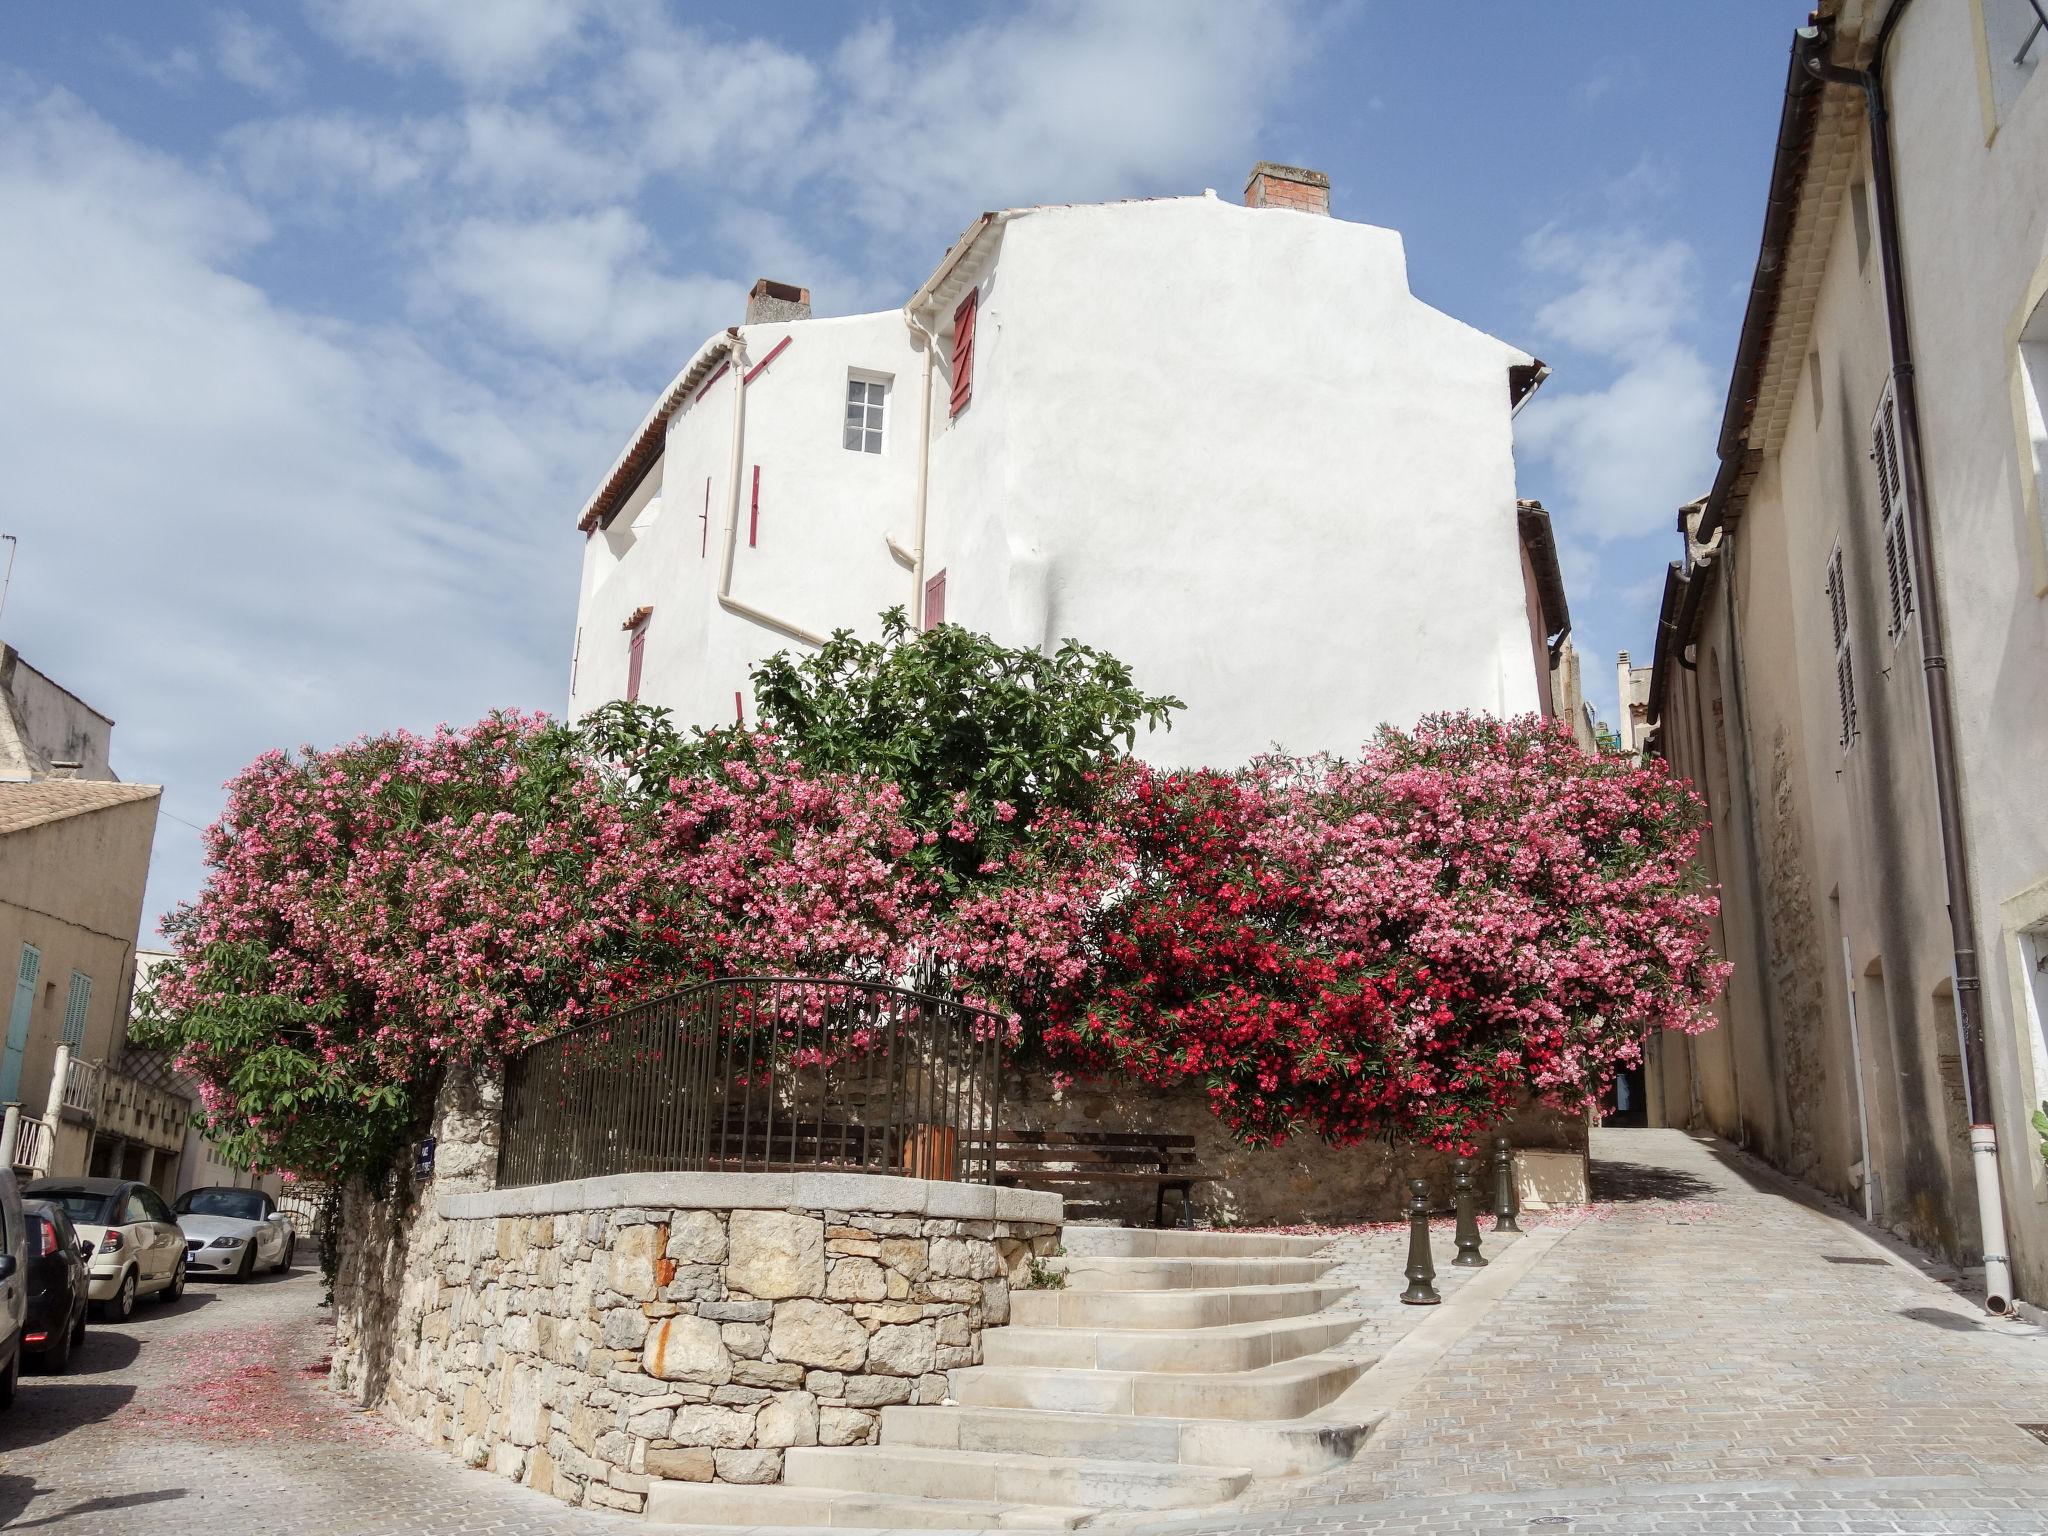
[0,1,1804,929]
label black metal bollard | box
[1493,1134,1522,1233]
[1399,1177,1440,1304]
[1452,1155,1488,1267]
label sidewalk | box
[1205,1127,2048,1534]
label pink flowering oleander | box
[145,707,1725,1178]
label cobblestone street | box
[3,1130,2045,1534]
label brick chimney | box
[746,278,811,325]
[1243,162,1329,216]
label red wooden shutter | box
[949,289,976,417]
[627,618,647,702]
[924,568,947,630]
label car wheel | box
[0,1348,17,1410]
[70,1301,87,1348]
[95,1269,137,1322]
[236,1244,256,1283]
[273,1234,294,1274]
[160,1255,186,1304]
[37,1317,73,1374]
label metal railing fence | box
[495,976,1006,1189]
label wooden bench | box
[984,1128,1218,1228]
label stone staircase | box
[645,1226,1377,1529]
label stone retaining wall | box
[329,1067,1061,1515]
[1003,1071,1591,1226]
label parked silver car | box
[0,1165,25,1409]
[174,1187,295,1280]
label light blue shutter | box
[2,944,40,1103]
[62,972,91,1047]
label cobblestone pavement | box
[3,1131,2044,1535]
[1211,1127,2048,1535]
[0,1259,639,1536]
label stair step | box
[643,1481,1091,1529]
[882,1403,1380,1477]
[983,1313,1360,1372]
[783,1444,1252,1511]
[949,1351,1368,1419]
[1059,1226,1332,1260]
[1048,1255,1334,1291]
[1011,1281,1350,1330]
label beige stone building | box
[1641,1,2048,1312]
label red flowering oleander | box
[144,709,1725,1179]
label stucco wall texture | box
[1647,4,2048,1305]
[569,189,1544,770]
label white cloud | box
[453,104,635,205]
[304,0,599,89]
[1517,225,1718,542]
[815,1,1296,236]
[424,208,732,361]
[224,111,452,205]
[214,12,304,98]
[0,85,633,926]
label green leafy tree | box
[584,607,1182,889]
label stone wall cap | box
[438,1170,1061,1225]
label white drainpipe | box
[715,332,826,649]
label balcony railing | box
[60,1054,104,1121]
[7,1111,52,1177]
[496,977,1007,1190]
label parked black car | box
[19,1199,89,1372]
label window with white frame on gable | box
[1870,378,1915,643]
[1827,544,1857,749]
[844,373,887,453]
[1981,0,2046,122]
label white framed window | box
[1870,379,1915,643]
[1826,544,1857,749]
[1981,0,2046,123]
[844,373,888,454]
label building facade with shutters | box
[567,164,1573,769]
[1641,1,2048,1308]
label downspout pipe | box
[717,331,827,649]
[1805,4,2013,1315]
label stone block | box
[669,1404,757,1449]
[602,1308,649,1351]
[712,1384,770,1405]
[727,1209,824,1298]
[610,1222,667,1301]
[754,1391,819,1447]
[928,1237,1001,1279]
[867,1322,937,1377]
[524,1444,557,1497]
[839,1375,912,1408]
[878,1237,927,1276]
[585,1483,643,1512]
[625,1406,674,1439]
[713,1448,783,1484]
[698,1298,773,1323]
[768,1299,867,1370]
[804,1370,845,1396]
[818,1406,877,1446]
[733,1360,805,1389]
[665,1209,727,1265]
[645,1446,715,1481]
[826,1257,888,1301]
[720,1322,769,1357]
[642,1315,733,1385]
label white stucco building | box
[569,164,1568,767]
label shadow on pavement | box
[0,1382,138,1453]
[1588,1158,1717,1203]
[66,1327,141,1374]
[1898,1304,1985,1332]
[1,1487,186,1530]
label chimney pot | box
[1244,161,1330,216]
[746,278,811,325]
